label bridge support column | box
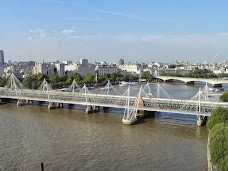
[48,102,56,110]
[55,102,62,108]
[17,100,24,106]
[86,106,93,114]
[28,100,33,105]
[59,103,64,108]
[197,115,208,126]
[93,106,99,113]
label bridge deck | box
[1,88,228,116]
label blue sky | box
[1,0,228,63]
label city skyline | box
[1,0,228,63]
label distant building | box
[119,62,142,76]
[54,63,65,77]
[65,58,95,77]
[115,59,124,66]
[32,62,55,77]
[0,50,4,66]
[62,60,73,65]
[95,65,117,76]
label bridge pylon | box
[122,85,143,125]
[196,84,209,126]
[4,73,26,105]
[38,78,56,109]
[66,79,81,92]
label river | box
[0,82,213,170]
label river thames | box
[0,82,213,170]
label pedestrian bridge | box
[0,74,228,125]
[156,76,228,87]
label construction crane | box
[210,53,218,64]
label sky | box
[1,0,228,64]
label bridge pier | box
[28,100,33,105]
[197,115,208,126]
[93,106,99,113]
[48,102,57,110]
[59,103,64,108]
[85,105,100,113]
[86,106,93,114]
[17,100,24,106]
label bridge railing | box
[1,87,228,116]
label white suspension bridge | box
[0,74,228,125]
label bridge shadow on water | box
[155,112,197,125]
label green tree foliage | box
[49,73,59,88]
[110,72,118,82]
[97,75,106,83]
[22,74,48,89]
[162,69,218,78]
[23,75,33,88]
[0,77,6,87]
[83,74,96,84]
[20,72,140,89]
[217,155,228,171]
[72,73,82,82]
[59,75,68,82]
[207,107,228,129]
[65,75,74,86]
[220,91,228,102]
[141,71,154,81]
[123,74,138,82]
[209,123,228,168]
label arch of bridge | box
[156,76,228,85]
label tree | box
[49,73,60,89]
[59,75,68,82]
[0,77,6,87]
[97,75,106,83]
[65,76,74,86]
[83,74,96,84]
[220,91,228,102]
[209,123,228,168]
[23,75,33,88]
[72,73,82,82]
[217,155,228,171]
[110,72,118,82]
[207,107,228,129]
[123,74,138,82]
[141,71,154,81]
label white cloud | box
[28,28,48,38]
[29,28,45,33]
[39,33,47,38]
[61,29,75,34]
[27,37,33,40]
[72,35,96,39]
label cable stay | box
[98,80,119,95]
[122,85,143,125]
[66,79,81,92]
[156,82,172,99]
